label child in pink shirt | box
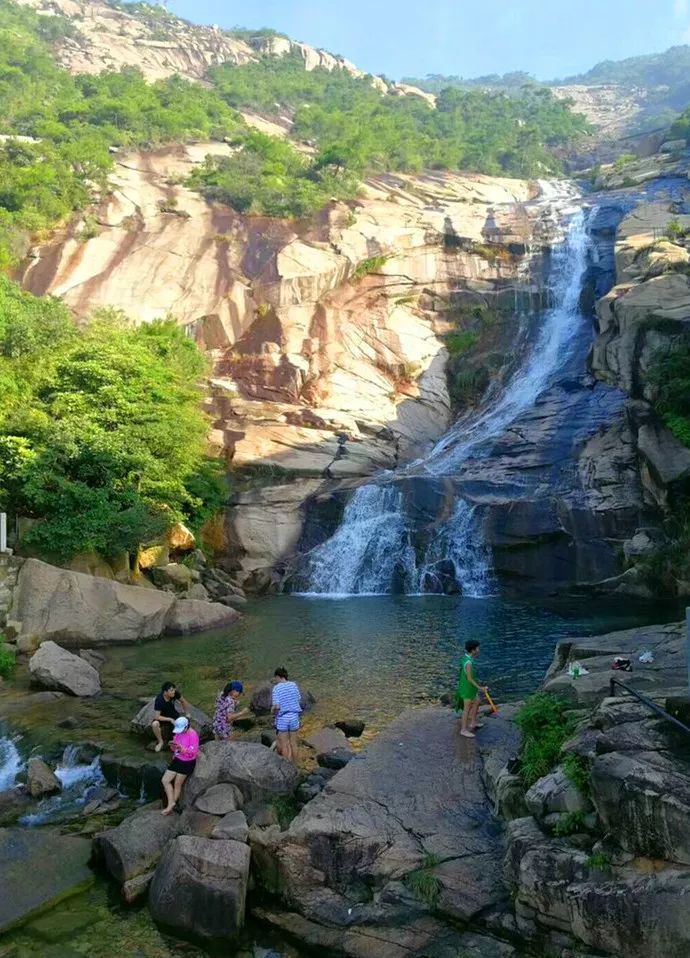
[161,716,199,815]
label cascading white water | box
[415,499,494,596]
[302,195,592,597]
[19,744,103,826]
[0,734,24,791]
[424,203,589,474]
[304,484,417,595]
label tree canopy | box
[0,278,226,561]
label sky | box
[170,0,690,81]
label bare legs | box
[152,720,164,752]
[161,770,187,814]
[288,730,300,764]
[460,698,480,738]
[277,731,292,762]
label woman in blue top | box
[271,666,302,763]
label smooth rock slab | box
[0,828,93,932]
[29,641,100,697]
[163,598,239,636]
[303,727,352,754]
[149,836,250,940]
[256,709,509,951]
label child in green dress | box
[456,639,487,738]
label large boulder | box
[163,598,239,636]
[14,559,174,646]
[184,741,300,809]
[303,727,352,754]
[195,783,243,816]
[148,836,250,941]
[26,757,61,798]
[95,806,181,884]
[130,698,213,742]
[29,642,100,697]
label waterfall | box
[301,195,592,597]
[0,734,24,791]
[304,484,417,596]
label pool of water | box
[2,593,682,759]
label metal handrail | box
[609,677,690,738]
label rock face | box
[29,641,101,697]
[184,741,300,809]
[0,828,93,933]
[12,559,240,647]
[255,709,518,957]
[130,698,213,742]
[149,836,250,941]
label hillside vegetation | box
[0,0,589,261]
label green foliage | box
[0,634,16,679]
[406,854,442,906]
[402,71,540,94]
[666,218,684,240]
[445,330,479,357]
[514,693,576,787]
[562,752,591,796]
[272,794,300,830]
[352,255,389,280]
[613,153,637,171]
[0,0,241,265]
[448,366,489,409]
[586,851,612,872]
[650,342,690,446]
[0,279,221,561]
[551,810,586,837]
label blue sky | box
[170,0,690,81]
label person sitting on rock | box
[152,681,191,753]
[456,640,488,739]
[161,716,199,815]
[271,667,302,763]
[213,680,251,740]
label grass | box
[562,752,591,796]
[586,851,612,873]
[272,794,300,830]
[445,330,479,357]
[0,634,16,679]
[406,853,442,907]
[514,693,576,787]
[352,255,389,280]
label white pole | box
[0,513,6,553]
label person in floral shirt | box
[213,680,251,740]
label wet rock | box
[195,783,243,815]
[317,748,354,770]
[27,757,62,798]
[0,828,93,933]
[211,810,249,843]
[29,641,101,697]
[95,806,181,885]
[121,870,154,904]
[0,786,31,826]
[100,755,167,799]
[57,716,79,730]
[149,836,250,941]
[334,719,365,738]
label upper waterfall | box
[298,189,603,597]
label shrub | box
[613,152,637,170]
[514,693,576,786]
[666,218,684,240]
[406,854,442,906]
[352,255,389,280]
[445,330,479,357]
[551,810,586,837]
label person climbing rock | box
[213,680,251,740]
[456,640,488,738]
[271,667,302,763]
[151,681,191,752]
[161,716,199,815]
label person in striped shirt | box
[271,667,302,763]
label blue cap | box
[229,680,243,693]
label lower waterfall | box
[300,193,594,596]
